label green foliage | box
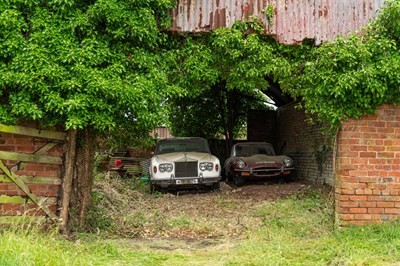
[168,19,282,140]
[0,0,176,146]
[169,87,272,139]
[168,3,400,138]
[1,0,399,144]
[374,0,400,41]
[264,5,275,25]
[84,191,115,232]
[284,0,400,133]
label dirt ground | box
[101,179,331,250]
[217,179,319,200]
[93,177,333,255]
[95,177,332,240]
[155,177,330,203]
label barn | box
[0,0,396,226]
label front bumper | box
[235,167,295,178]
[151,176,221,188]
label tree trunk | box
[226,90,239,153]
[60,127,96,231]
[217,87,230,156]
[73,127,96,227]
[59,129,77,233]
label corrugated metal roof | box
[170,0,385,44]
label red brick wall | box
[246,102,334,185]
[0,131,63,217]
[276,102,334,185]
[336,104,400,225]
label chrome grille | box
[175,161,198,178]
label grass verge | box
[2,179,400,265]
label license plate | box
[176,179,198,185]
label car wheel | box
[226,172,234,183]
[284,170,297,182]
[233,174,245,186]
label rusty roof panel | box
[170,0,385,44]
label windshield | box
[233,143,276,157]
[155,138,211,155]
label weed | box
[215,195,239,209]
[166,215,192,228]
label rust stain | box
[198,3,203,29]
[248,0,254,16]
[220,8,227,27]
[170,0,385,45]
[242,2,248,18]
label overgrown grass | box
[224,189,400,265]
[2,185,400,265]
[0,225,170,266]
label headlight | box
[159,163,173,172]
[237,160,246,169]
[199,162,214,171]
[283,159,292,167]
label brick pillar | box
[336,104,400,225]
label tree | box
[167,19,287,150]
[167,0,400,148]
[168,82,273,139]
[283,0,400,134]
[0,0,176,231]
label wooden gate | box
[0,124,65,223]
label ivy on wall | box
[283,0,400,134]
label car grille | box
[175,161,198,178]
[253,166,283,176]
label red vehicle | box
[110,159,132,178]
[224,142,295,186]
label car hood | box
[236,154,290,165]
[153,152,216,163]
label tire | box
[225,172,233,183]
[284,170,297,182]
[233,174,245,186]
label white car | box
[149,137,221,192]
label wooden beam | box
[11,142,59,172]
[0,151,62,165]
[0,124,65,140]
[0,195,57,205]
[0,216,46,224]
[0,160,59,221]
[0,174,62,185]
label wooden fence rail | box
[0,124,65,222]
